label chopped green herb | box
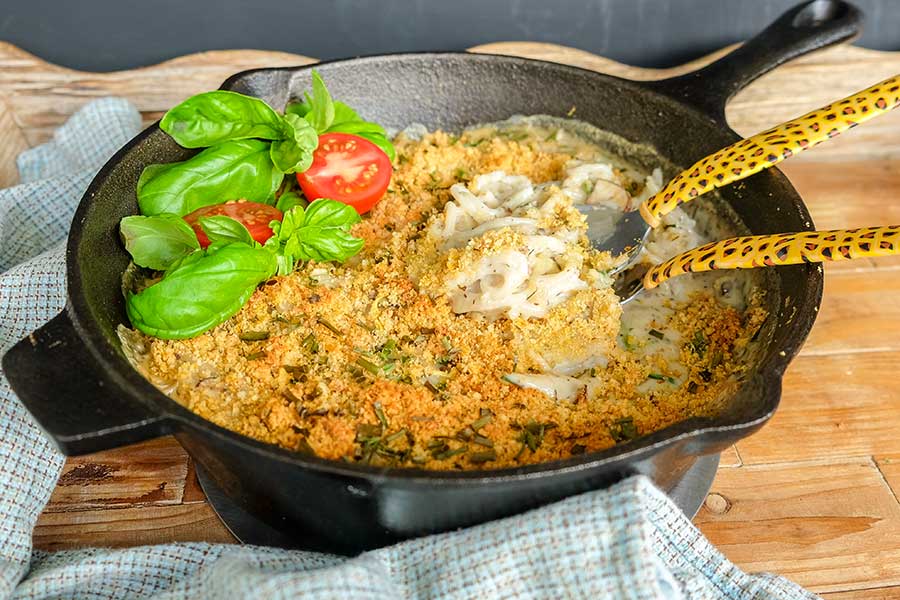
[245,351,266,360]
[500,130,529,141]
[648,373,676,384]
[513,419,556,458]
[472,434,493,448]
[610,417,638,443]
[648,329,665,340]
[453,167,470,181]
[471,413,492,431]
[687,381,699,393]
[316,317,342,336]
[355,356,381,375]
[282,388,302,403]
[463,138,486,147]
[582,181,594,195]
[456,426,475,442]
[469,449,497,464]
[301,332,319,353]
[373,403,389,429]
[571,443,587,455]
[424,379,446,394]
[434,445,468,460]
[239,330,270,341]
[544,129,559,142]
[384,428,407,443]
[690,331,708,357]
[282,365,307,378]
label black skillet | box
[3,0,857,554]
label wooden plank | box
[823,587,900,599]
[876,455,900,503]
[45,437,189,512]
[0,98,28,187]
[0,42,315,146]
[801,269,900,356]
[695,459,900,594]
[779,161,900,273]
[33,503,235,550]
[719,445,742,468]
[736,352,900,465]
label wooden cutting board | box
[2,40,900,598]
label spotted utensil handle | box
[639,75,900,229]
[643,225,900,289]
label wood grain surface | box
[2,39,900,596]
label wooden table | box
[2,40,899,598]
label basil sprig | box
[123,72,386,340]
[125,199,362,338]
[264,199,363,275]
[286,72,396,161]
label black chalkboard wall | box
[2,0,898,72]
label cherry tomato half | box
[183,201,283,248]
[297,132,392,214]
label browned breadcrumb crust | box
[133,128,766,470]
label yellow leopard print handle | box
[643,225,900,290]
[639,76,900,228]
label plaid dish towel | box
[0,98,819,600]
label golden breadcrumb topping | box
[125,124,766,470]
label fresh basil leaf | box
[269,113,318,173]
[160,90,285,148]
[302,198,362,229]
[293,199,363,263]
[119,214,200,271]
[198,215,255,246]
[264,199,362,273]
[284,100,310,118]
[331,100,362,125]
[137,139,283,216]
[126,243,277,339]
[275,191,308,213]
[303,71,335,133]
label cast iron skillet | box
[3,0,856,554]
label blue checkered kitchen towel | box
[0,99,819,600]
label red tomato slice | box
[183,201,283,249]
[296,132,392,214]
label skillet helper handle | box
[1,310,172,456]
[643,225,900,289]
[639,75,900,228]
[648,0,862,121]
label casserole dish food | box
[3,0,856,553]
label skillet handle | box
[647,0,862,123]
[2,310,172,456]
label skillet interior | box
[73,53,816,439]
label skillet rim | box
[65,50,823,483]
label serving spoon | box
[582,75,900,273]
[614,224,900,304]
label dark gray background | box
[2,0,898,72]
